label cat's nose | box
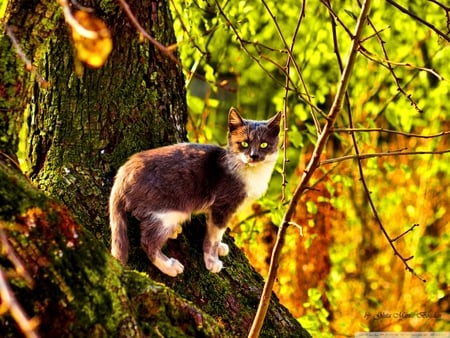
[250,152,260,161]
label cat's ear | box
[267,111,281,135]
[228,107,245,132]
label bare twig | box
[213,0,326,119]
[326,0,425,285]
[168,0,208,56]
[3,24,48,86]
[320,0,354,38]
[332,128,450,139]
[213,0,288,89]
[117,0,179,63]
[248,1,372,336]
[387,0,450,42]
[0,226,39,338]
[0,228,33,287]
[320,149,450,165]
[280,2,306,201]
[261,0,322,133]
[0,269,40,338]
[119,0,236,92]
[330,7,430,281]
[58,0,104,39]
[366,17,423,113]
[391,224,420,243]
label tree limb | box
[248,1,373,336]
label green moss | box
[0,165,237,338]
[0,164,48,219]
[130,217,311,338]
[124,270,230,338]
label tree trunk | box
[1,0,310,336]
[19,0,187,241]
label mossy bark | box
[1,0,311,336]
[14,0,187,242]
[0,162,227,337]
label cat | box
[109,107,280,277]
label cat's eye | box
[241,141,249,148]
[260,142,268,149]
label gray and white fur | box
[109,107,280,277]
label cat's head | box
[227,107,281,166]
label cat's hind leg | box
[152,251,184,277]
[140,214,185,277]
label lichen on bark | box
[0,163,229,338]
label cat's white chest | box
[240,159,277,200]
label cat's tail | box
[109,181,129,264]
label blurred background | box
[170,0,450,336]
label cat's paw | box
[205,257,223,273]
[218,242,229,256]
[161,258,184,277]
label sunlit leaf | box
[70,10,112,68]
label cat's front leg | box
[203,223,228,273]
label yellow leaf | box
[71,10,112,68]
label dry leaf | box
[71,10,112,68]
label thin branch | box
[387,0,450,42]
[261,0,321,134]
[320,0,354,38]
[117,0,179,63]
[333,5,428,281]
[0,228,33,287]
[0,269,40,338]
[281,2,307,202]
[0,227,39,338]
[365,17,423,113]
[391,223,420,243]
[3,24,48,86]
[119,0,235,92]
[248,1,372,336]
[320,149,450,165]
[213,0,327,119]
[168,0,208,56]
[428,0,450,11]
[58,0,103,39]
[332,128,450,139]
[359,47,444,81]
[213,0,288,89]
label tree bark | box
[19,0,187,241]
[1,0,311,336]
[0,162,228,337]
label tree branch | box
[320,148,450,165]
[332,127,450,139]
[3,24,48,87]
[0,228,39,338]
[117,0,179,63]
[248,1,372,336]
[387,0,450,42]
[280,1,307,201]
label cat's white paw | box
[205,257,223,273]
[218,243,229,256]
[160,258,184,277]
